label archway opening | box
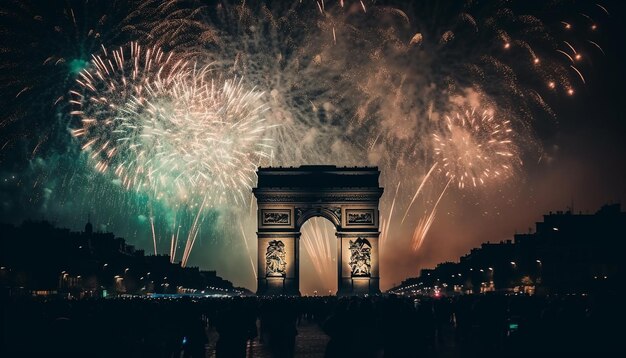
[299,217,337,296]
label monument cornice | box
[253,188,384,203]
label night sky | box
[1,0,625,293]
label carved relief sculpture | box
[262,210,290,225]
[266,240,287,277]
[346,209,374,225]
[349,237,372,277]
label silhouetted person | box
[264,299,298,358]
[214,300,257,358]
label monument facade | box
[253,165,384,295]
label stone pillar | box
[336,232,380,296]
[257,232,301,296]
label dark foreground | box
[1,294,623,357]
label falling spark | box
[570,65,586,84]
[381,181,401,250]
[240,223,257,279]
[412,178,452,252]
[401,163,438,224]
[150,215,157,255]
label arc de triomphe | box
[253,165,384,296]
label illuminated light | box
[548,81,556,89]
[504,42,511,49]
[510,261,516,265]
[536,260,542,264]
[575,53,582,61]
[553,227,559,231]
[567,88,575,96]
[533,58,540,64]
[489,267,493,271]
[591,24,597,30]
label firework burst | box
[433,108,519,189]
[71,42,273,264]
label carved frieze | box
[261,209,292,226]
[345,209,375,226]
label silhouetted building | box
[0,219,240,298]
[390,203,626,296]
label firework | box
[432,108,518,189]
[71,42,273,264]
[0,0,135,162]
[403,107,519,250]
[130,0,360,167]
[411,178,451,252]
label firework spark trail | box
[170,232,176,262]
[181,194,209,267]
[401,163,438,224]
[412,177,452,252]
[149,215,157,255]
[381,181,401,251]
[239,223,257,280]
[171,225,181,263]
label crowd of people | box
[1,293,623,356]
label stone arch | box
[298,216,338,295]
[253,165,384,296]
[295,207,341,229]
